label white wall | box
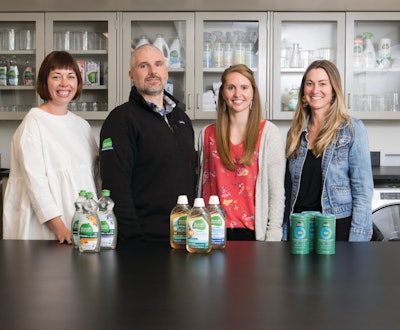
[0,117,398,168]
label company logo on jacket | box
[101,137,114,151]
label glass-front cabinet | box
[346,12,400,119]
[272,12,345,120]
[122,12,267,120]
[0,13,44,120]
[45,12,118,120]
[194,12,268,120]
[2,11,400,122]
[121,12,195,118]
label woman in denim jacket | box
[284,60,373,241]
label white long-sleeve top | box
[3,108,99,240]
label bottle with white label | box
[79,192,101,253]
[170,195,190,249]
[7,55,19,86]
[98,189,118,249]
[169,37,182,68]
[23,59,35,86]
[71,190,87,249]
[186,198,212,253]
[363,32,376,69]
[207,195,226,249]
[287,86,299,111]
[0,56,7,86]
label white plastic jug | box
[153,34,170,67]
[136,35,150,48]
[169,37,182,68]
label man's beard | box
[140,86,164,96]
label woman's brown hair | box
[36,51,83,101]
[216,64,262,171]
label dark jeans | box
[227,228,256,241]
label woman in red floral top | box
[197,64,286,241]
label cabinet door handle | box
[196,93,200,110]
[187,93,192,110]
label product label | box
[8,67,18,86]
[213,44,224,68]
[169,50,180,68]
[99,213,116,248]
[71,214,81,246]
[0,67,7,86]
[290,216,310,254]
[203,48,212,68]
[187,216,210,249]
[211,214,225,245]
[23,68,34,86]
[85,61,100,86]
[172,214,187,245]
[79,215,100,251]
[315,216,336,255]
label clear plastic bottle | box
[207,195,226,249]
[170,195,191,249]
[0,56,7,86]
[186,198,212,253]
[353,36,364,68]
[71,190,87,249]
[7,55,19,86]
[203,32,213,68]
[223,32,234,67]
[234,31,246,65]
[363,32,376,68]
[98,189,118,249]
[78,192,101,253]
[212,31,224,68]
[289,43,302,68]
[23,59,35,86]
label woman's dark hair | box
[36,51,83,101]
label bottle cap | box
[363,32,373,39]
[193,198,205,208]
[102,189,110,197]
[177,195,188,205]
[208,195,220,205]
[86,192,94,199]
[79,190,87,196]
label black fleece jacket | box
[99,87,197,241]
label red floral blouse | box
[202,120,266,230]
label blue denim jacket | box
[283,116,373,241]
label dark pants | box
[227,228,256,241]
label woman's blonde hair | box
[216,64,262,171]
[285,60,349,158]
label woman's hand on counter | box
[46,216,72,244]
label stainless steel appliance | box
[371,166,400,241]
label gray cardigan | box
[197,120,286,241]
